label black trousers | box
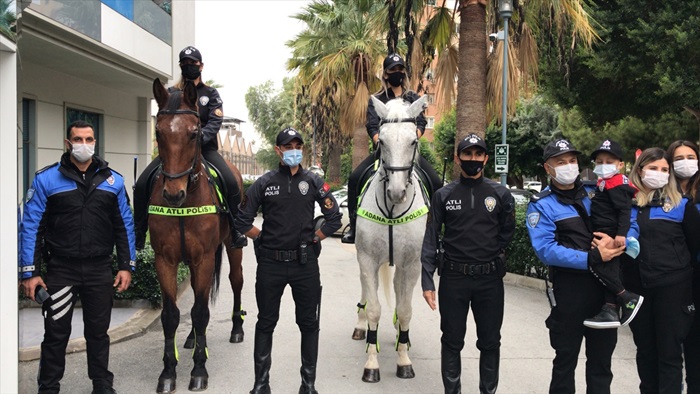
[625,276,694,394]
[347,152,441,215]
[438,269,504,391]
[254,253,322,334]
[546,270,617,394]
[685,269,700,394]
[38,256,115,394]
[134,149,241,226]
[588,255,625,304]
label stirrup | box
[341,225,355,244]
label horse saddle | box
[146,159,231,213]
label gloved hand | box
[312,235,322,256]
[253,235,262,250]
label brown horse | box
[148,78,244,393]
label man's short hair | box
[66,120,94,139]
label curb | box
[19,280,191,362]
[503,272,546,292]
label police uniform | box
[133,46,244,249]
[19,153,135,393]
[236,128,342,394]
[342,54,442,244]
[623,194,700,393]
[421,134,515,394]
[687,194,700,393]
[526,140,618,393]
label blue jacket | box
[626,195,700,287]
[19,154,136,279]
[526,181,626,271]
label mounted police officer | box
[133,45,246,250]
[236,128,342,394]
[526,138,626,393]
[421,134,515,394]
[19,120,135,394]
[342,53,442,244]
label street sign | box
[495,144,509,173]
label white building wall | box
[0,34,19,394]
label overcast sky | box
[193,1,312,146]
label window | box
[427,94,435,105]
[66,107,103,157]
[426,116,435,129]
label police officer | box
[19,120,135,394]
[421,134,515,394]
[342,53,442,243]
[133,45,246,250]
[236,128,342,394]
[526,139,626,393]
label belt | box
[446,261,496,276]
[257,247,298,262]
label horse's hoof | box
[156,378,176,393]
[183,338,195,349]
[362,368,380,383]
[352,328,366,340]
[229,331,244,343]
[396,364,415,379]
[188,376,208,391]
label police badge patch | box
[484,196,496,212]
[588,190,596,200]
[299,180,309,195]
[26,188,35,203]
[663,198,672,213]
[324,198,334,209]
[107,176,115,185]
[199,96,209,106]
[527,212,540,228]
[214,108,223,117]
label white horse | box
[353,95,429,383]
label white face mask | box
[641,169,669,190]
[673,159,698,179]
[549,163,579,186]
[593,164,619,179]
[70,142,95,163]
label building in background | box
[218,116,262,177]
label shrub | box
[505,205,547,279]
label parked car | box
[523,181,542,192]
[510,188,533,205]
[314,186,350,236]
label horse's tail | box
[379,262,393,307]
[210,244,223,304]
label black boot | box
[133,185,148,251]
[341,212,356,244]
[250,331,273,394]
[479,349,499,394]
[299,330,319,394]
[442,346,461,394]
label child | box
[584,139,644,329]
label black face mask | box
[460,159,484,176]
[386,72,405,87]
[181,64,201,80]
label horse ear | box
[153,78,168,110]
[183,81,198,109]
[407,94,428,119]
[371,96,388,120]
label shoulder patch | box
[25,188,35,203]
[214,108,223,117]
[318,182,331,197]
[36,162,59,174]
[530,189,551,203]
[527,212,540,228]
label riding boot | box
[442,345,462,394]
[133,183,148,251]
[478,349,499,394]
[250,330,273,394]
[299,330,319,394]
[341,211,356,244]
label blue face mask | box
[282,149,303,167]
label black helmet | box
[383,53,405,71]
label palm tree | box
[422,0,598,178]
[0,0,16,40]
[287,0,386,182]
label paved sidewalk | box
[18,219,641,393]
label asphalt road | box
[18,219,640,394]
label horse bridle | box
[156,100,203,183]
[376,117,420,219]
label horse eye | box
[189,133,197,141]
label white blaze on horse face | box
[381,99,417,204]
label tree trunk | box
[328,142,343,184]
[453,0,487,180]
[352,125,368,167]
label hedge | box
[505,205,547,279]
